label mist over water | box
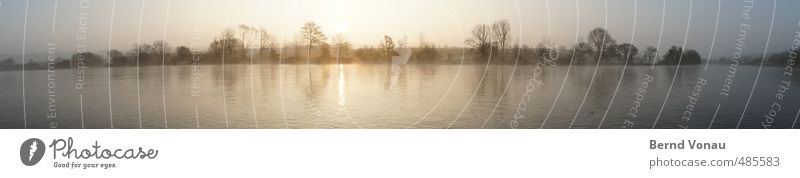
[1,64,797,129]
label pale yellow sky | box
[1,0,797,59]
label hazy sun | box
[335,21,349,33]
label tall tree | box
[616,43,638,63]
[152,40,172,65]
[131,43,154,65]
[682,49,702,65]
[333,33,350,51]
[238,24,257,58]
[414,33,438,63]
[492,20,511,60]
[300,22,327,62]
[380,35,395,61]
[174,46,192,65]
[660,46,702,65]
[208,38,224,59]
[661,46,683,65]
[206,30,241,63]
[466,24,493,59]
[573,41,592,64]
[221,30,239,60]
[299,22,326,91]
[587,28,616,59]
[642,46,658,64]
[333,33,351,63]
[257,27,277,61]
[108,49,128,66]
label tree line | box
[1,20,798,71]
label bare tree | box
[208,38,223,57]
[414,32,439,63]
[221,30,239,59]
[492,20,511,59]
[642,46,657,64]
[294,34,301,59]
[465,24,493,58]
[238,24,257,58]
[299,21,326,91]
[258,27,277,61]
[206,30,242,63]
[131,43,159,65]
[573,42,592,64]
[152,41,170,56]
[616,43,638,64]
[536,39,558,63]
[380,35,395,61]
[300,21,327,61]
[108,49,128,66]
[587,28,616,58]
[332,33,351,63]
[333,33,349,50]
[354,45,382,63]
[152,40,172,65]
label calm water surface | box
[1,63,798,129]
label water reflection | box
[338,64,346,106]
[0,64,798,129]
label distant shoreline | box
[0,62,789,73]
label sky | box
[0,0,798,61]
